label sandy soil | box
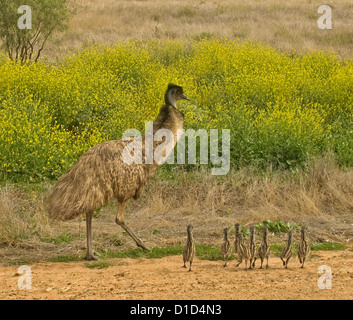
[0,250,352,300]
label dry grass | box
[0,186,53,248]
[1,155,352,264]
[39,0,353,60]
[136,156,353,245]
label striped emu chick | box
[298,226,310,268]
[280,230,293,269]
[221,228,232,267]
[234,223,240,254]
[235,228,250,269]
[248,226,257,269]
[257,227,270,269]
[183,224,195,272]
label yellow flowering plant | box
[0,40,352,181]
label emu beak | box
[181,93,188,100]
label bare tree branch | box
[35,32,50,63]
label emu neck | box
[187,230,193,243]
[141,104,184,173]
[263,233,268,243]
[165,91,177,107]
[153,104,184,133]
[288,236,293,245]
[237,233,243,242]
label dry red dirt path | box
[0,250,352,300]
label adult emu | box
[48,84,188,260]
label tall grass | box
[0,40,352,182]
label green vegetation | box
[270,241,348,257]
[85,261,111,269]
[255,219,299,234]
[48,254,81,263]
[41,232,73,244]
[196,244,234,261]
[269,243,286,257]
[1,40,353,182]
[310,242,347,251]
[95,246,185,260]
[5,258,32,266]
[2,241,349,266]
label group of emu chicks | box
[182,224,310,272]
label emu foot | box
[115,218,151,251]
[84,254,99,261]
[136,241,151,252]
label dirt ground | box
[0,250,352,300]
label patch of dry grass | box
[1,155,352,264]
[136,155,353,245]
[40,0,353,60]
[0,186,51,246]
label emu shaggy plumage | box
[48,140,151,220]
[48,84,187,260]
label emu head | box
[165,83,188,107]
[287,230,293,242]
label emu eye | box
[177,90,181,94]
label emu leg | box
[84,211,98,260]
[244,258,249,270]
[115,201,151,251]
[285,257,291,269]
[235,255,242,267]
[301,257,306,268]
[252,257,256,268]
